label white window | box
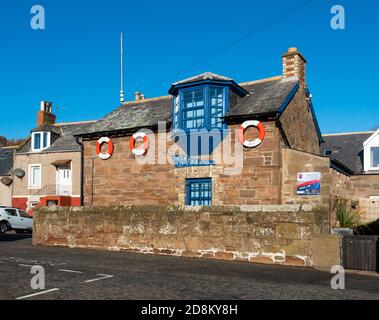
[29,164,41,188]
[32,132,51,151]
[363,130,379,172]
[370,147,379,169]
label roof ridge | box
[56,120,96,126]
[122,95,172,105]
[239,75,282,86]
[323,131,375,136]
[172,72,232,86]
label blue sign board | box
[173,156,215,168]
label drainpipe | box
[75,136,84,207]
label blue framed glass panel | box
[185,178,212,206]
[209,87,224,129]
[182,89,205,129]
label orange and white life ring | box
[129,132,148,156]
[96,137,114,160]
[238,120,266,148]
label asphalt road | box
[1,233,379,300]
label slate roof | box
[79,74,301,137]
[83,97,173,135]
[31,123,61,135]
[225,77,299,118]
[320,132,374,174]
[16,121,95,154]
[0,148,15,176]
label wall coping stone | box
[37,204,318,214]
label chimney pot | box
[135,92,141,101]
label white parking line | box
[84,274,114,283]
[58,269,83,274]
[16,288,59,300]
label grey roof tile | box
[16,121,95,154]
[320,132,374,174]
[31,123,61,135]
[85,97,173,135]
[226,78,299,118]
[80,76,299,136]
[0,148,14,176]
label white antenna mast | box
[120,32,125,104]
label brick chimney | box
[135,92,146,101]
[37,101,56,127]
[282,47,307,86]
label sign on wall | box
[173,156,215,168]
[296,172,321,196]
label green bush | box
[336,200,361,229]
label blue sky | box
[0,0,378,139]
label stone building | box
[12,102,94,212]
[76,48,351,209]
[321,131,379,221]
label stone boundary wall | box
[33,205,333,268]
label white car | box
[0,207,33,234]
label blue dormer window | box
[176,85,227,131]
[169,73,249,156]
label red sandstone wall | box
[279,87,321,155]
[33,205,334,268]
[82,120,283,206]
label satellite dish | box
[13,168,25,178]
[0,177,12,186]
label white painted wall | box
[363,130,379,172]
[0,176,12,206]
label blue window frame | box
[182,89,205,129]
[176,85,228,131]
[185,178,212,206]
[209,87,224,129]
